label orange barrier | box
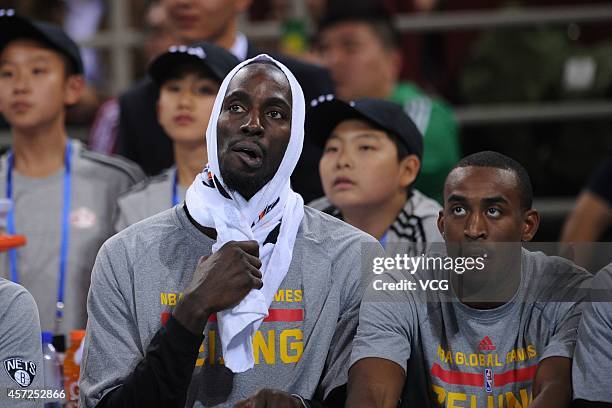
[0,235,26,251]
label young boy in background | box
[114,42,239,231]
[308,97,442,253]
[0,10,144,339]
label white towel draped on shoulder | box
[185,54,305,373]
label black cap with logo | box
[306,96,424,159]
[148,42,239,85]
[0,9,84,74]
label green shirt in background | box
[390,82,460,203]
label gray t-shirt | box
[0,140,144,335]
[351,249,591,407]
[0,278,43,408]
[115,166,188,232]
[309,189,443,254]
[572,264,612,403]
[80,205,383,408]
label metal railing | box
[2,3,603,222]
[242,3,612,39]
[395,4,612,32]
[85,2,612,126]
[455,100,612,126]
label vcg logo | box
[4,358,36,387]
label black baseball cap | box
[0,9,84,74]
[306,96,424,159]
[148,42,239,85]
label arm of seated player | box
[528,356,572,408]
[83,240,262,408]
[96,242,261,408]
[562,155,612,244]
[561,192,612,243]
[559,192,612,267]
[95,315,203,408]
[80,244,205,408]
[344,274,414,408]
[345,358,405,408]
[233,362,399,408]
[234,386,346,408]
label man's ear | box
[388,48,403,82]
[63,74,85,106]
[437,209,445,237]
[398,154,420,189]
[521,209,540,242]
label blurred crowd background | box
[1,0,612,242]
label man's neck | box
[451,260,522,310]
[341,191,407,240]
[174,142,207,187]
[213,21,239,53]
[380,81,397,100]
[11,118,68,178]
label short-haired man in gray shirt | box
[347,151,591,408]
[0,278,44,408]
[80,54,381,408]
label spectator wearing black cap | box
[114,0,334,203]
[0,10,144,338]
[309,97,442,252]
[313,0,459,203]
[88,0,180,156]
[114,42,239,231]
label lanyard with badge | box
[172,168,179,206]
[380,231,388,249]
[6,142,72,334]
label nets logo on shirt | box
[3,358,36,387]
